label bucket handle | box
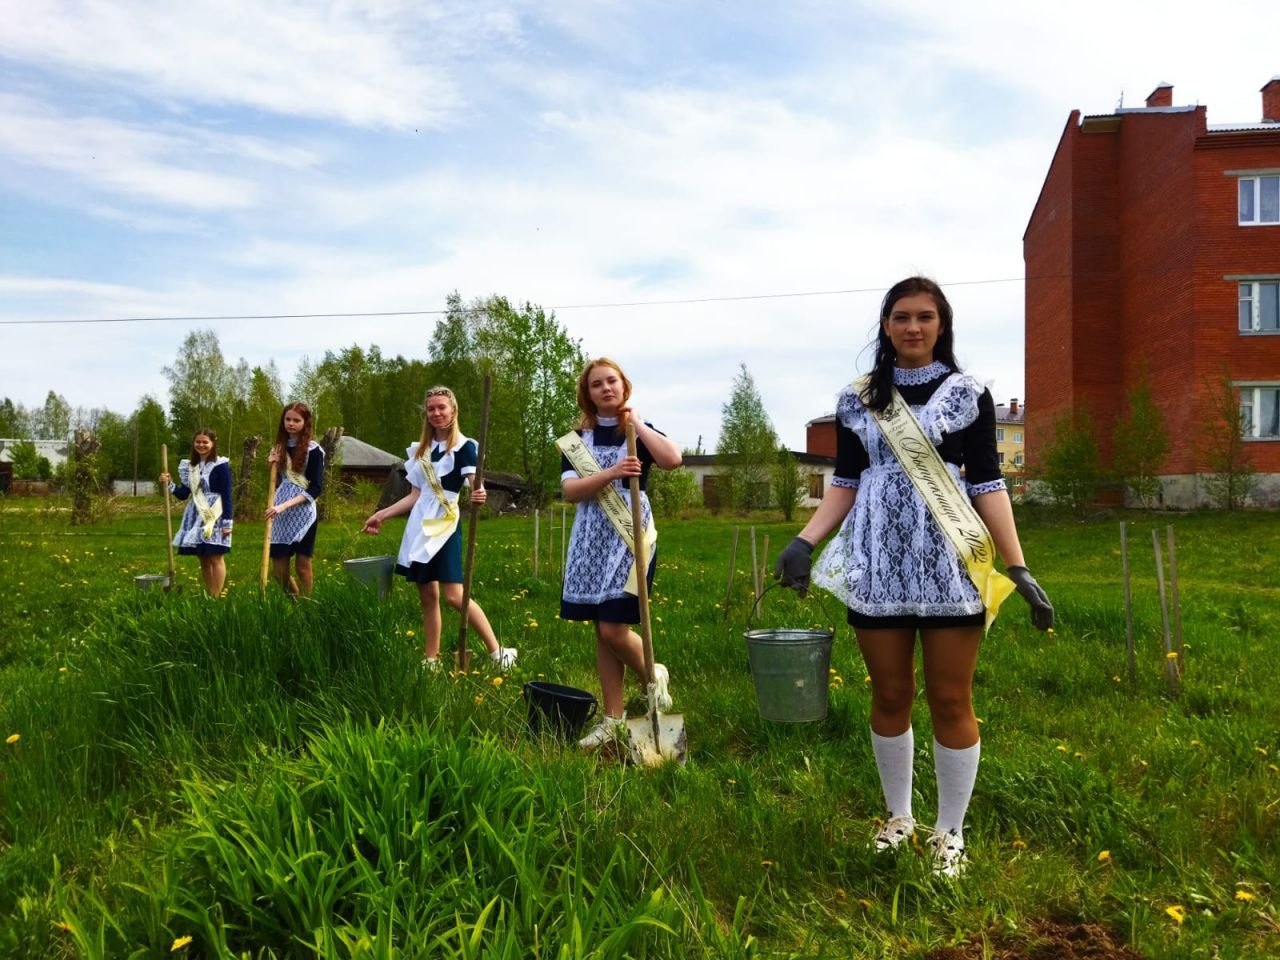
[747,583,837,635]
[583,697,597,727]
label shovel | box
[260,459,278,593]
[455,374,493,672]
[623,421,687,766]
[157,443,179,592]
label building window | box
[808,473,824,499]
[995,427,1005,441]
[997,451,1005,465]
[1240,386,1280,438]
[1239,176,1280,225]
[1014,431,1023,443]
[1014,453,1024,467]
[1239,281,1280,332]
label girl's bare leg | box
[295,555,314,595]
[854,627,918,737]
[920,627,982,749]
[418,581,442,660]
[440,583,499,653]
[595,621,646,717]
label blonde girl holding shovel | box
[774,276,1054,878]
[159,427,232,596]
[265,402,325,596]
[362,386,516,671]
[558,358,683,750]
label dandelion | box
[1112,675,1122,683]
[58,667,67,673]
[405,630,415,637]
[976,717,985,725]
[834,887,847,899]
[1097,850,1111,863]
[864,674,872,684]
[171,936,193,951]
[474,695,484,705]
[857,898,873,910]
[1165,905,1186,925]
[491,676,504,688]
[1074,751,1085,759]
[5,733,19,745]
[1256,747,1269,756]
[1047,627,1056,634]
[1012,839,1027,850]
[1166,651,1179,660]
[1189,739,1202,747]
[726,778,736,785]
[1056,744,1068,753]
[760,860,773,868]
[1235,890,1256,902]
[527,620,539,628]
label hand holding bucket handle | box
[748,582,837,636]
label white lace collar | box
[893,361,951,386]
[595,415,619,426]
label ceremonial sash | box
[188,462,222,539]
[556,430,657,596]
[417,455,461,557]
[859,377,1016,633]
[284,464,310,491]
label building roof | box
[337,435,403,468]
[683,452,835,468]
[994,406,1025,424]
[1207,122,1280,133]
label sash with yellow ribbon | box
[188,461,223,540]
[556,430,657,596]
[417,454,461,556]
[860,377,1016,633]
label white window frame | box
[1238,280,1280,333]
[1013,453,1024,466]
[997,450,1005,465]
[1014,431,1023,443]
[995,427,1005,441]
[1238,383,1280,440]
[1238,175,1280,225]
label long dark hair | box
[274,402,313,472]
[861,276,960,412]
[189,427,218,464]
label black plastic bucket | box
[524,681,598,739]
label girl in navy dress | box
[362,386,516,670]
[160,427,232,596]
[559,358,683,750]
[774,277,1054,878]
[265,402,324,596]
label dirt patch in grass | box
[924,920,1145,960]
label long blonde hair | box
[575,357,632,429]
[413,386,461,460]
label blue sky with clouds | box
[2,0,1276,450]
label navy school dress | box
[170,457,233,556]
[395,437,477,585]
[269,440,325,558]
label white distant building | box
[0,439,70,468]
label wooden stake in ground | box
[161,443,176,591]
[561,503,568,585]
[750,526,760,604]
[456,375,493,672]
[1166,525,1184,677]
[1152,529,1178,699]
[722,526,739,616]
[757,534,770,616]
[260,460,278,593]
[1120,522,1135,683]
[533,508,540,580]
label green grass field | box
[1,496,1277,958]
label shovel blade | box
[625,712,687,767]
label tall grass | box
[1,501,1277,957]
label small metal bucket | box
[134,574,171,591]
[744,587,835,723]
[344,555,396,599]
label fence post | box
[1120,522,1135,683]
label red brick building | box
[1024,78,1280,506]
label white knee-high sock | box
[934,739,980,838]
[871,727,914,819]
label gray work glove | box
[774,537,814,596]
[1008,565,1053,631]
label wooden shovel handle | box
[457,375,492,669]
[625,424,657,691]
[161,444,176,585]
[261,459,278,591]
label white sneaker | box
[420,657,441,673]
[651,663,673,711]
[927,829,967,878]
[873,814,916,853]
[578,715,626,751]
[490,647,518,671]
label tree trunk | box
[234,435,261,521]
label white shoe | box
[873,814,916,853]
[490,647,518,671]
[420,657,441,673]
[578,715,626,751]
[651,663,673,711]
[927,829,967,878]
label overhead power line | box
[0,274,1032,327]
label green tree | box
[472,296,586,507]
[8,440,41,479]
[717,364,778,511]
[647,451,702,517]
[0,397,29,437]
[163,330,252,451]
[132,395,172,485]
[1201,372,1257,511]
[34,390,71,439]
[771,445,805,521]
[1112,373,1170,510]
[1038,409,1101,517]
[93,410,133,483]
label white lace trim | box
[893,361,951,386]
[967,478,1006,497]
[831,476,859,489]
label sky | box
[2,0,1277,452]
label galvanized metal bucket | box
[744,586,835,723]
[134,574,171,591]
[344,555,396,599]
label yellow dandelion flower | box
[1112,675,1122,683]
[864,674,872,684]
[1056,744,1068,752]
[58,667,67,673]
[856,898,873,910]
[760,860,773,868]
[1012,839,1027,850]
[5,733,19,745]
[171,935,193,951]
[1189,739,1202,747]
[1166,651,1179,660]
[1074,751,1085,759]
[1164,905,1185,925]
[1270,764,1279,773]
[405,630,415,637]
[976,717,985,725]
[474,695,484,705]
[527,620,539,628]
[1047,627,1055,634]
[1097,850,1111,863]
[829,667,837,675]
[1235,890,1256,902]
[726,778,736,785]
[491,676,504,688]
[655,615,662,622]
[1256,747,1269,756]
